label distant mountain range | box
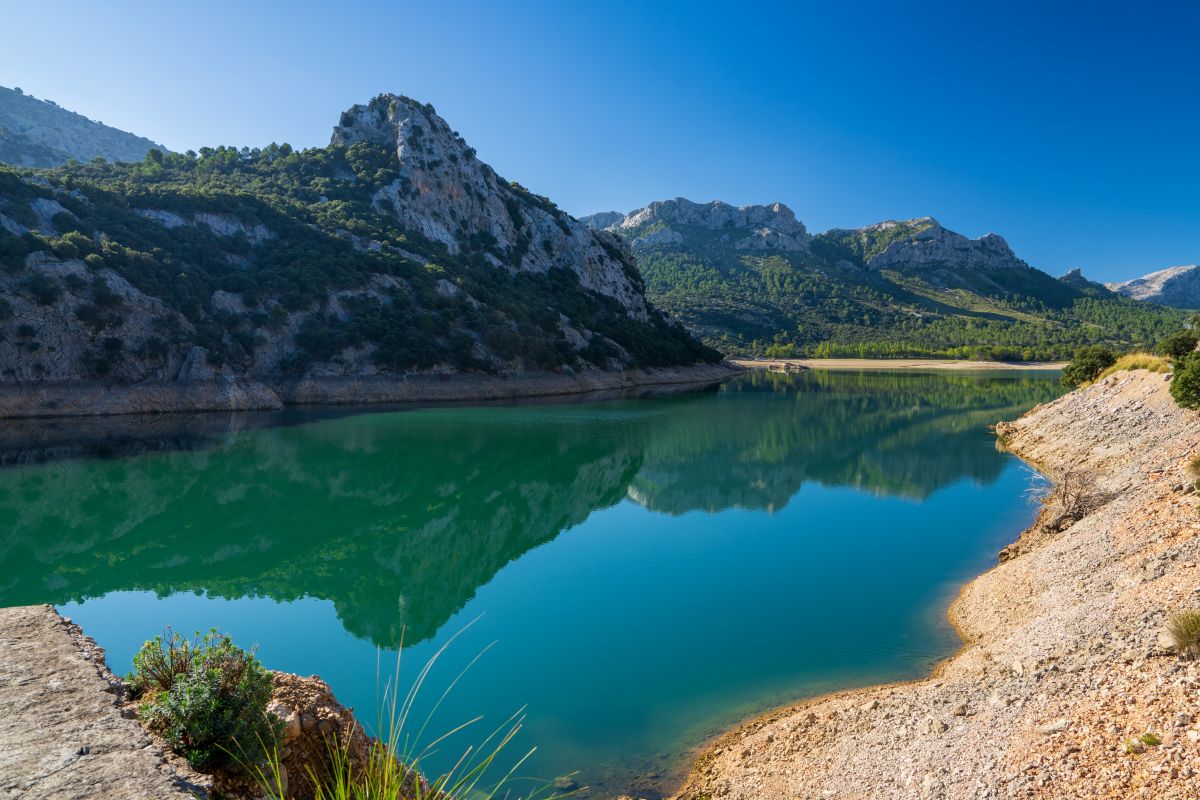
[0,85,166,167]
[1106,265,1200,309]
[582,200,1187,359]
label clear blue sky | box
[3,0,1197,281]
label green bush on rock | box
[1171,353,1200,410]
[1061,345,1116,388]
[128,629,281,775]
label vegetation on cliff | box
[588,203,1186,360]
[0,95,719,388]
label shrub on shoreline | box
[128,629,281,775]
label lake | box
[0,369,1062,798]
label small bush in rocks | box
[1168,611,1200,658]
[128,629,280,775]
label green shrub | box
[1168,610,1200,657]
[24,273,61,306]
[130,630,280,775]
[1158,330,1199,360]
[1171,353,1200,409]
[1061,345,1117,388]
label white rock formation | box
[330,95,650,319]
[1106,265,1200,308]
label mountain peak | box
[331,94,651,318]
[1107,264,1200,308]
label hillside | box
[1107,264,1200,309]
[0,95,723,417]
[583,200,1186,359]
[0,86,165,167]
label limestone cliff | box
[0,95,726,417]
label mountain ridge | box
[1106,264,1200,309]
[0,85,166,167]
[585,199,1185,359]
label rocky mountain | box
[585,200,1185,359]
[1106,265,1200,309]
[0,86,166,167]
[0,95,724,417]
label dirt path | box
[674,369,1200,799]
[0,605,198,800]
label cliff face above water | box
[0,94,724,417]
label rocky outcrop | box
[1107,265,1200,308]
[675,369,1200,800]
[851,217,1028,271]
[0,86,165,167]
[588,198,812,253]
[0,605,199,799]
[332,96,650,318]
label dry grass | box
[1093,352,1172,382]
[1169,611,1200,658]
[1187,454,1200,482]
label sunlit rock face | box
[332,95,650,319]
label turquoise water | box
[0,370,1061,797]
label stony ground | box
[0,605,198,799]
[673,369,1200,800]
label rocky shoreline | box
[672,368,1200,800]
[0,362,741,419]
[0,605,390,800]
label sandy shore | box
[674,368,1200,800]
[733,358,1066,371]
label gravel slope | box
[673,369,1200,800]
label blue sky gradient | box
[3,0,1196,280]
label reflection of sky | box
[63,460,1037,797]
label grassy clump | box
[1188,455,1200,482]
[128,629,281,775]
[1094,352,1171,381]
[1168,611,1200,658]
[249,625,563,800]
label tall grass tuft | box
[1169,611,1200,658]
[248,619,571,800]
[1093,352,1172,382]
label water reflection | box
[0,370,1060,648]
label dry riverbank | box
[733,358,1065,371]
[674,368,1200,800]
[0,363,741,419]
